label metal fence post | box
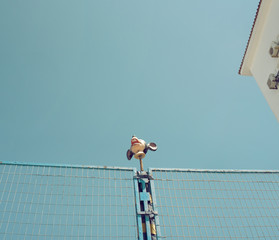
[133,169,144,240]
[133,169,161,240]
[148,168,162,239]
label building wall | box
[250,0,279,121]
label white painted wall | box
[250,0,279,121]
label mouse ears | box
[127,149,134,160]
[148,142,157,151]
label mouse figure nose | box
[131,137,141,146]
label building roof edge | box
[238,0,263,75]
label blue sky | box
[1,0,278,170]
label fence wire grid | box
[1,162,279,240]
[150,168,279,240]
[0,162,137,240]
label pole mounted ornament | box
[126,136,157,171]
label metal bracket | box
[137,210,158,218]
[134,171,154,181]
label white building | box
[239,0,279,121]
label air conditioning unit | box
[267,73,279,89]
[269,42,279,57]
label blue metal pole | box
[134,170,144,240]
[139,178,152,240]
[133,169,161,240]
[148,168,161,240]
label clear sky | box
[0,0,278,170]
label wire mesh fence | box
[2,162,279,240]
[150,168,279,240]
[0,162,137,240]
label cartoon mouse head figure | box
[127,136,157,160]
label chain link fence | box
[1,162,279,239]
[0,162,137,240]
[150,168,279,239]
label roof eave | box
[239,0,263,76]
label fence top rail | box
[148,167,279,174]
[1,161,278,174]
[0,161,136,172]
